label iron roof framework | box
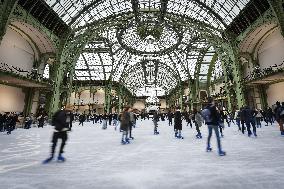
[44,0,251,96]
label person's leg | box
[252,122,257,136]
[213,126,225,155]
[196,123,201,135]
[219,126,224,137]
[129,126,133,139]
[241,121,245,134]
[207,125,213,150]
[43,132,58,163]
[256,118,260,128]
[237,119,241,131]
[121,130,127,143]
[264,116,268,126]
[59,132,68,159]
[69,122,72,130]
[279,120,284,134]
[7,125,11,134]
[246,122,252,136]
[226,118,230,127]
[51,132,59,157]
[212,126,222,152]
[189,120,192,128]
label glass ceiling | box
[45,0,250,29]
[44,0,248,96]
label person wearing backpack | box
[202,97,226,156]
[43,106,72,164]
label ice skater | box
[153,111,159,135]
[174,107,183,139]
[129,109,135,139]
[193,108,203,139]
[102,112,108,129]
[167,111,173,126]
[120,106,131,144]
[201,97,226,156]
[43,106,72,164]
[243,106,257,137]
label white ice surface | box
[0,120,283,189]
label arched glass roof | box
[45,0,250,29]
[44,0,249,96]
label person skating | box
[43,106,72,164]
[235,109,241,131]
[193,108,203,139]
[201,97,226,156]
[255,109,263,128]
[167,111,173,126]
[68,111,74,131]
[174,107,183,139]
[240,107,246,134]
[274,101,284,135]
[120,106,131,144]
[243,106,257,137]
[129,109,135,139]
[78,113,86,126]
[153,111,159,135]
[37,114,44,128]
[218,108,225,138]
[102,112,108,129]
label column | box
[23,88,35,117]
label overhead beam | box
[0,0,19,42]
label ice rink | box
[0,120,283,189]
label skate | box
[121,140,127,145]
[57,154,66,162]
[125,138,130,144]
[177,135,184,139]
[42,157,53,164]
[254,133,257,137]
[206,147,212,152]
[129,136,134,140]
[196,133,202,139]
[154,131,160,135]
[174,132,178,138]
[218,151,226,156]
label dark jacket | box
[174,110,182,130]
[153,112,159,122]
[120,111,130,131]
[205,104,220,125]
[52,110,69,131]
[243,107,253,123]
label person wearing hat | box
[43,106,72,164]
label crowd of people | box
[2,99,283,162]
[0,110,48,135]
